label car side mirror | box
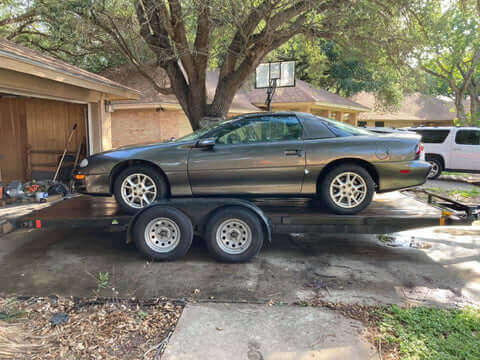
[196,138,215,149]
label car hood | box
[95,140,193,157]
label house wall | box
[111,109,193,148]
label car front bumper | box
[74,173,111,195]
[376,160,431,193]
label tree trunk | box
[455,98,468,125]
[469,82,480,126]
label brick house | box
[350,92,456,128]
[104,67,370,147]
[104,66,260,148]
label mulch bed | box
[0,296,184,360]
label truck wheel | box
[320,164,375,215]
[132,206,193,261]
[205,207,264,263]
[427,158,443,179]
[114,165,168,214]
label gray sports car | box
[75,112,430,215]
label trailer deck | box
[16,191,470,235]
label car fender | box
[127,198,272,244]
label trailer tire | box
[205,207,263,263]
[132,206,193,261]
[114,165,168,214]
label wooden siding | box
[0,97,86,181]
[0,98,27,182]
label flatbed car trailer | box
[16,190,479,262]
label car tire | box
[427,158,443,180]
[114,165,168,214]
[320,164,375,215]
[132,206,193,261]
[205,207,264,263]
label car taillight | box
[415,143,424,159]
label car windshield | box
[173,117,241,142]
[321,117,374,137]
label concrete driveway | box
[0,225,478,307]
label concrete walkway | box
[163,303,377,360]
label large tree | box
[412,0,480,125]
[2,0,421,129]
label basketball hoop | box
[255,61,296,111]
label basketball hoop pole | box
[265,79,278,112]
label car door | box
[188,114,306,195]
[449,129,480,171]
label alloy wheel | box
[121,173,157,209]
[428,161,440,179]
[329,172,367,209]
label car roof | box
[240,111,301,117]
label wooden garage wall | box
[0,97,27,182]
[25,98,86,177]
[0,97,86,182]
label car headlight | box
[79,158,89,168]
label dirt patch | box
[295,298,401,359]
[0,296,184,360]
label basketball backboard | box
[255,61,296,89]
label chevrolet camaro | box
[76,112,430,215]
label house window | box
[358,121,367,127]
[375,121,385,127]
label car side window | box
[455,130,480,145]
[216,115,302,145]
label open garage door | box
[0,95,87,183]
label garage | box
[0,38,139,183]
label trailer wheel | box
[205,207,264,263]
[132,206,193,261]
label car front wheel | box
[320,164,375,215]
[114,165,168,214]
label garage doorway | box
[0,95,87,183]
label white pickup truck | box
[406,127,480,179]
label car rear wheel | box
[427,158,442,180]
[205,207,264,263]
[320,164,375,215]
[132,206,193,261]
[114,165,168,214]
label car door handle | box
[284,149,302,157]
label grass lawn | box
[374,305,480,360]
